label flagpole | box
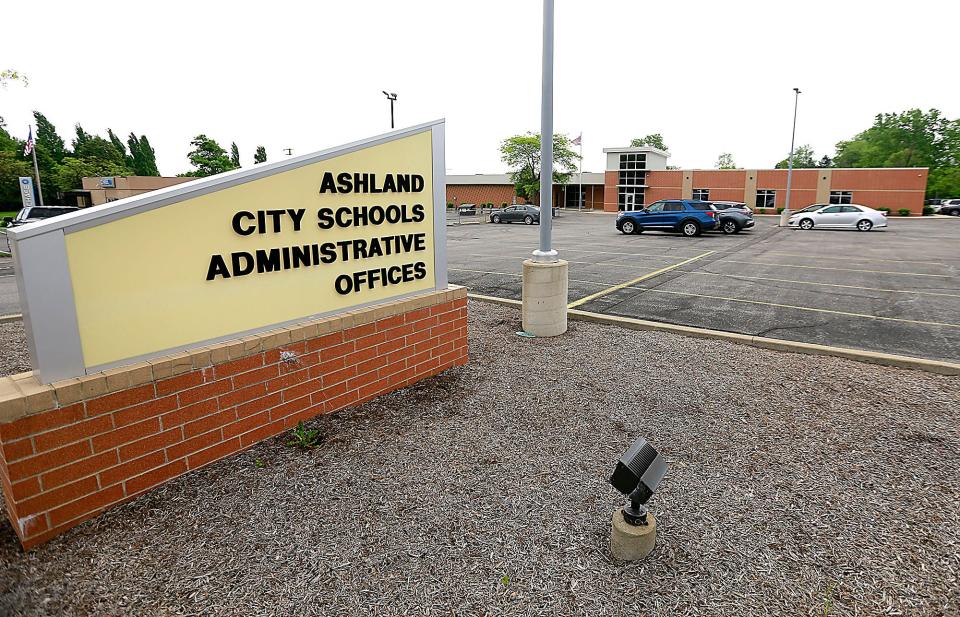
[578,134,583,211]
[28,125,44,206]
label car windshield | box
[797,205,826,213]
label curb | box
[0,313,22,324]
[467,293,960,376]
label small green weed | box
[286,421,322,449]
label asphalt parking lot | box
[447,211,960,363]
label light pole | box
[520,0,567,338]
[382,91,397,129]
[779,87,801,227]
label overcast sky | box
[3,1,958,177]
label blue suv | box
[616,200,719,237]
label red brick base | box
[0,287,468,549]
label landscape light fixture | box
[609,436,667,526]
[382,91,398,129]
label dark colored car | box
[940,199,960,216]
[457,203,477,215]
[490,205,540,225]
[709,201,755,234]
[7,206,80,228]
[615,199,718,237]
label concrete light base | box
[522,259,568,337]
[610,508,657,561]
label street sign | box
[18,177,35,209]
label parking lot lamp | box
[779,88,801,227]
[534,0,556,263]
[382,91,398,129]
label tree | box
[775,144,817,169]
[833,108,960,197]
[73,135,127,167]
[0,152,32,207]
[817,155,833,168]
[254,145,267,164]
[499,133,580,203]
[0,69,28,88]
[32,111,67,163]
[72,124,92,151]
[716,153,737,169]
[52,157,130,193]
[127,133,160,176]
[630,133,668,151]
[230,142,240,168]
[182,134,238,177]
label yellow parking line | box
[633,288,960,329]
[673,270,960,299]
[567,251,715,309]
[722,260,951,278]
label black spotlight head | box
[609,436,667,526]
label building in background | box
[448,146,929,215]
[63,176,196,207]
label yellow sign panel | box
[64,129,439,368]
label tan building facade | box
[73,176,196,207]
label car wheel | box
[492,215,501,224]
[681,220,701,237]
[857,219,873,232]
[950,209,959,216]
[799,218,814,230]
[621,220,636,235]
[524,215,534,225]
[721,220,738,234]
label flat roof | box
[602,146,670,157]
[447,172,604,185]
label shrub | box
[757,208,767,215]
[922,206,934,216]
[898,208,911,216]
[878,207,891,213]
[446,202,454,208]
[501,202,508,208]
[776,207,785,214]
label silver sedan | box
[788,204,888,231]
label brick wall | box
[446,185,525,208]
[0,287,468,550]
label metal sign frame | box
[8,120,448,383]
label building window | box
[756,189,776,209]
[618,169,646,186]
[619,153,646,170]
[829,191,852,205]
[618,186,645,210]
[565,188,586,208]
[692,188,709,201]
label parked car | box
[709,201,755,234]
[940,199,960,216]
[616,199,719,237]
[457,203,477,215]
[490,205,540,225]
[787,204,887,231]
[7,206,80,228]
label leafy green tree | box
[32,111,67,163]
[72,124,92,151]
[0,152,33,207]
[74,135,127,167]
[818,155,833,168]
[254,145,267,164]
[52,157,130,193]
[499,132,579,203]
[230,142,240,168]
[630,134,668,151]
[775,144,817,169]
[833,109,960,197]
[716,153,737,169]
[127,133,160,176]
[182,134,238,177]
[107,129,128,160]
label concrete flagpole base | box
[521,259,568,337]
[610,508,657,561]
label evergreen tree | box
[127,133,160,176]
[230,142,240,168]
[72,124,92,151]
[107,129,128,161]
[254,145,267,164]
[32,111,67,163]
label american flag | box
[23,126,34,156]
[571,133,582,146]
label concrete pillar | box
[610,508,658,561]
[522,259,568,336]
